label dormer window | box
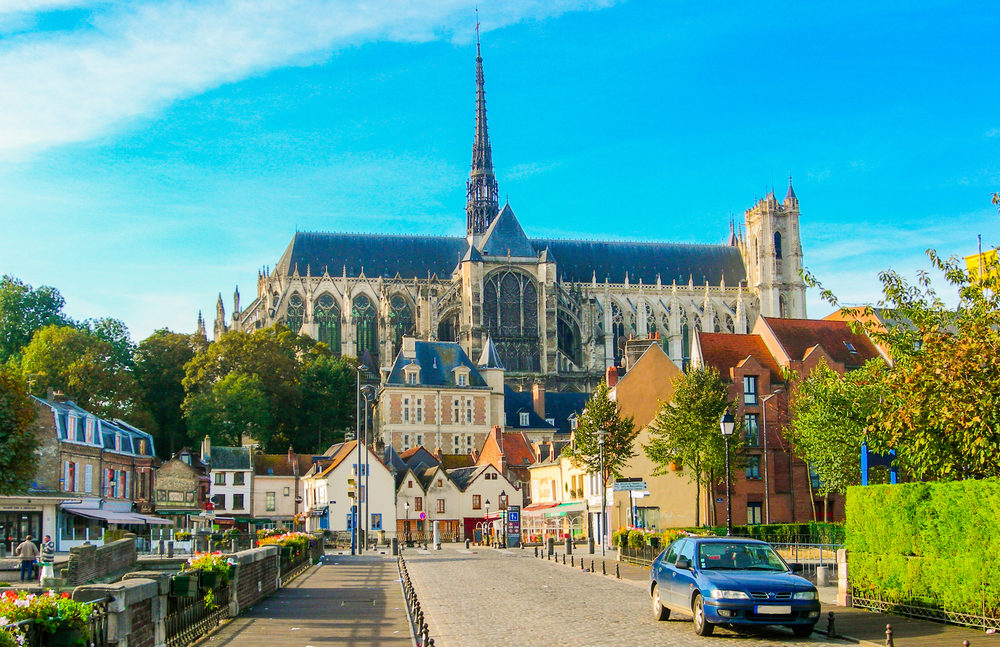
[519,412,530,426]
[403,363,420,386]
[453,366,471,387]
[408,373,417,385]
[545,418,555,427]
[458,374,467,387]
[570,418,578,431]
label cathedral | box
[210,39,807,392]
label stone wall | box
[74,575,164,647]
[230,545,279,614]
[62,534,138,585]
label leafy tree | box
[134,329,202,458]
[184,373,272,447]
[81,317,136,370]
[0,368,38,494]
[19,324,137,419]
[786,359,890,506]
[562,380,638,486]
[644,366,735,526]
[299,354,359,452]
[806,231,1000,480]
[0,275,72,364]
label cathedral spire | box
[466,14,499,242]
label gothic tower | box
[465,27,499,248]
[741,177,806,318]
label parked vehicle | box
[649,537,820,637]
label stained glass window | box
[315,293,341,354]
[389,294,415,358]
[353,294,378,366]
[481,271,540,372]
[285,293,304,333]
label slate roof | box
[386,340,489,388]
[697,332,784,382]
[439,453,476,470]
[480,204,536,257]
[398,446,439,469]
[209,446,251,470]
[761,317,880,369]
[273,228,746,285]
[477,337,504,369]
[383,446,408,474]
[254,454,312,477]
[544,392,589,434]
[36,397,156,458]
[503,387,587,434]
[447,465,486,490]
[504,387,549,430]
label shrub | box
[846,480,1000,620]
[257,532,315,559]
[611,529,624,549]
[627,530,645,549]
[184,553,233,586]
[175,531,192,541]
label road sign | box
[507,511,519,523]
[613,480,647,491]
[419,512,426,520]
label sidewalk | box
[201,553,413,647]
[538,546,992,646]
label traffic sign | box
[507,511,519,523]
[613,480,647,491]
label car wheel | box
[792,623,816,638]
[651,585,670,621]
[692,594,714,636]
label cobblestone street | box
[404,547,847,647]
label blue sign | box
[507,511,519,523]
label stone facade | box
[216,43,807,393]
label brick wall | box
[127,598,154,647]
[62,535,137,585]
[232,546,279,612]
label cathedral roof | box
[477,336,504,370]
[480,204,536,258]
[274,231,746,285]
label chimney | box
[402,336,417,359]
[531,384,546,420]
[605,366,619,388]
[49,390,68,403]
[492,425,503,454]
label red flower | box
[60,593,70,599]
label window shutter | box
[74,463,82,492]
[125,471,131,499]
[63,462,70,491]
[85,464,93,493]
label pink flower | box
[13,599,29,608]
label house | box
[153,448,211,530]
[252,449,312,527]
[202,439,253,530]
[0,394,165,551]
[475,426,536,499]
[524,440,593,542]
[301,441,396,536]
[503,385,588,443]
[379,337,505,453]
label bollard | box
[602,561,606,575]
[166,540,174,558]
[231,538,238,553]
[547,537,555,557]
[885,624,894,647]
[581,559,584,571]
[616,564,620,579]
[158,539,165,554]
[465,538,471,549]
[392,537,399,556]
[534,546,538,558]
[827,611,835,637]
[565,537,573,556]
[562,554,566,565]
[589,537,595,554]
[571,556,574,567]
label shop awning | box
[308,506,328,517]
[523,502,559,516]
[544,502,587,517]
[125,513,172,526]
[61,507,138,523]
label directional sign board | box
[613,480,647,491]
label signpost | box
[613,479,647,492]
[506,504,521,548]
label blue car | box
[648,537,821,637]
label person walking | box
[38,534,55,583]
[14,535,39,582]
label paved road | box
[404,546,846,647]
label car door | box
[654,539,681,599]
[672,539,698,609]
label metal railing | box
[164,584,231,647]
[1,596,110,647]
[852,588,1000,632]
[279,549,312,587]
[617,544,660,568]
[770,543,841,581]
[398,555,434,647]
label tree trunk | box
[694,472,701,527]
[806,464,817,522]
[823,495,829,523]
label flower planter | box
[200,571,220,589]
[171,572,200,597]
[280,546,293,560]
[46,627,85,647]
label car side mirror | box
[790,563,803,573]
[675,558,691,570]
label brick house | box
[0,394,164,552]
[474,426,535,500]
[153,449,211,530]
[692,316,881,524]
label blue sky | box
[1,0,997,341]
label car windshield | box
[696,542,787,571]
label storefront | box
[0,497,64,554]
[522,502,587,542]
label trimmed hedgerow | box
[846,480,1000,618]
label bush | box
[846,480,1000,619]
[611,529,625,549]
[0,590,92,643]
[184,552,233,586]
[627,530,645,549]
[175,531,192,541]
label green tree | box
[644,366,735,526]
[184,373,273,447]
[81,317,136,370]
[0,275,72,364]
[19,324,137,419]
[0,368,38,494]
[134,329,202,458]
[562,380,638,488]
[786,359,890,509]
[299,354,358,452]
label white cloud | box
[0,0,617,156]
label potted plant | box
[0,590,92,647]
[184,553,232,590]
[175,531,192,541]
[171,570,200,597]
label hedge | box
[664,523,845,544]
[846,480,1000,618]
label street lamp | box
[598,428,606,556]
[720,412,736,536]
[354,363,369,553]
[498,490,507,548]
[760,387,784,524]
[485,499,490,546]
[361,384,377,551]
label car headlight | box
[709,589,750,600]
[793,590,818,600]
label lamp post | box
[598,428,606,556]
[361,385,377,550]
[354,363,368,553]
[485,499,490,545]
[499,490,507,549]
[720,412,736,536]
[404,501,410,545]
[760,388,784,524]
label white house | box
[302,441,396,536]
[202,438,253,529]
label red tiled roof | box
[502,432,536,467]
[698,332,783,382]
[761,317,880,368]
[316,441,358,478]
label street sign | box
[613,480,647,491]
[419,512,426,520]
[506,504,521,548]
[507,511,519,523]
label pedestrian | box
[14,535,39,582]
[38,534,56,583]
